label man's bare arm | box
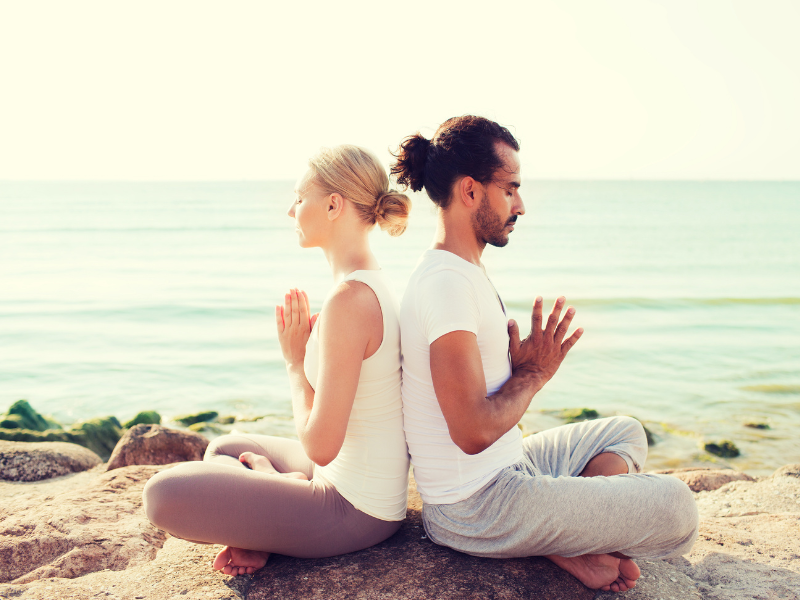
[430,296,583,455]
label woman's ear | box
[327,193,344,220]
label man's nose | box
[514,194,525,216]
[287,201,295,218]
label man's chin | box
[487,235,510,248]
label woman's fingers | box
[299,290,310,329]
[291,289,300,326]
[284,292,292,328]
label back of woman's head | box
[308,145,411,237]
[391,115,520,209]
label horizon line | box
[1,178,799,184]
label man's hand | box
[508,296,583,395]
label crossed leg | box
[546,451,640,592]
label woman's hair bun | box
[375,190,411,237]
[390,134,430,193]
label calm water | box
[1,181,798,475]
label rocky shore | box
[1,407,798,599]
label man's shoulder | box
[408,250,482,288]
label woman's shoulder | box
[320,279,382,324]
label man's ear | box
[458,176,481,208]
[327,193,344,220]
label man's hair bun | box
[390,134,430,193]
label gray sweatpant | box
[423,416,699,559]
[143,434,401,558]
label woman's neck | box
[322,230,380,282]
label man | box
[392,116,698,592]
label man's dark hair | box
[390,115,520,209]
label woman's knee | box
[203,434,245,461]
[142,467,191,533]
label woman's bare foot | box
[239,452,308,480]
[546,553,640,592]
[212,546,270,576]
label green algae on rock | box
[123,411,162,429]
[0,416,122,459]
[704,440,740,458]
[174,411,218,426]
[187,422,223,435]
[744,422,771,430]
[560,408,600,423]
[3,400,50,431]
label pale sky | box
[0,0,798,181]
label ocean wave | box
[740,384,800,394]
[504,297,800,310]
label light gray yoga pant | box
[142,434,401,558]
[423,416,699,559]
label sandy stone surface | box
[0,441,102,482]
[0,464,170,584]
[1,461,798,599]
[106,424,208,471]
[653,467,756,493]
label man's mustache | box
[506,216,518,226]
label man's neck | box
[432,211,486,266]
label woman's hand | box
[276,289,316,368]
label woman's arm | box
[276,284,382,466]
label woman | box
[143,145,412,575]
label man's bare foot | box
[546,553,640,592]
[212,546,270,576]
[239,452,308,480]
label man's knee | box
[656,475,700,556]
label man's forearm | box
[481,371,543,442]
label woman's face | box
[288,170,330,248]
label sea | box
[1,181,798,476]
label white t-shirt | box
[305,270,410,521]
[400,249,523,505]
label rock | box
[670,463,800,599]
[68,416,123,458]
[2,463,799,599]
[188,421,223,435]
[246,475,595,600]
[560,408,599,423]
[0,464,170,584]
[3,400,49,431]
[0,440,102,482]
[655,467,756,492]
[174,410,219,426]
[106,423,209,471]
[743,421,770,429]
[218,415,236,425]
[122,410,161,429]
[704,440,740,458]
[0,416,122,460]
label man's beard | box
[473,197,516,248]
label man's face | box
[471,143,524,248]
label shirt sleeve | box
[416,268,481,344]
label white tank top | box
[304,270,410,521]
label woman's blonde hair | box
[308,145,411,237]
